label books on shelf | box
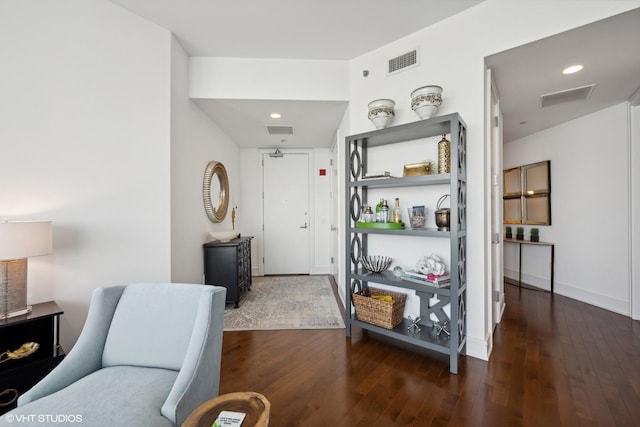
[403,270,450,281]
[401,270,451,288]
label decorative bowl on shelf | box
[410,85,442,119]
[367,99,395,129]
[359,255,393,273]
[208,230,240,242]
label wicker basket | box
[352,287,406,329]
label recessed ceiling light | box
[562,64,584,75]
[270,113,282,119]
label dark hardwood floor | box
[219,283,640,426]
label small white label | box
[212,410,246,427]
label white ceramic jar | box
[410,85,442,119]
[367,99,395,129]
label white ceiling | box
[110,0,484,60]
[110,1,640,147]
[192,99,349,149]
[109,0,484,149]
[486,7,640,142]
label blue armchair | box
[3,283,226,426]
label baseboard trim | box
[504,275,630,317]
[554,282,629,316]
[466,335,490,361]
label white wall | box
[238,150,262,274]
[345,0,640,360]
[171,38,241,284]
[504,103,631,314]
[0,0,172,351]
[189,57,349,101]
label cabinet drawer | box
[0,318,55,373]
[0,355,64,414]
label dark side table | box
[0,301,65,414]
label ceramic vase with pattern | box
[368,99,395,129]
[411,85,442,120]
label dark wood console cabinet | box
[0,301,65,414]
[203,236,253,308]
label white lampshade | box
[0,220,52,261]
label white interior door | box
[488,68,505,328]
[263,152,310,275]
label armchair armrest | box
[18,286,126,405]
[161,286,226,425]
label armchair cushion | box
[6,366,176,427]
[102,284,202,370]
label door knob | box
[300,222,308,229]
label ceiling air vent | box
[540,84,595,108]
[388,49,418,75]
[266,126,294,135]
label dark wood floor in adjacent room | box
[219,283,640,426]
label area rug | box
[223,275,345,331]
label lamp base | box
[1,259,29,319]
[0,305,32,319]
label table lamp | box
[0,220,52,319]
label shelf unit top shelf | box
[346,113,465,147]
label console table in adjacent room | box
[203,236,253,308]
[504,238,555,293]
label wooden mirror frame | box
[203,161,229,223]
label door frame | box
[258,148,314,276]
[330,135,340,285]
[631,104,639,320]
[486,68,506,329]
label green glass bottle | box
[375,198,384,222]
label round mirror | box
[203,161,229,223]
